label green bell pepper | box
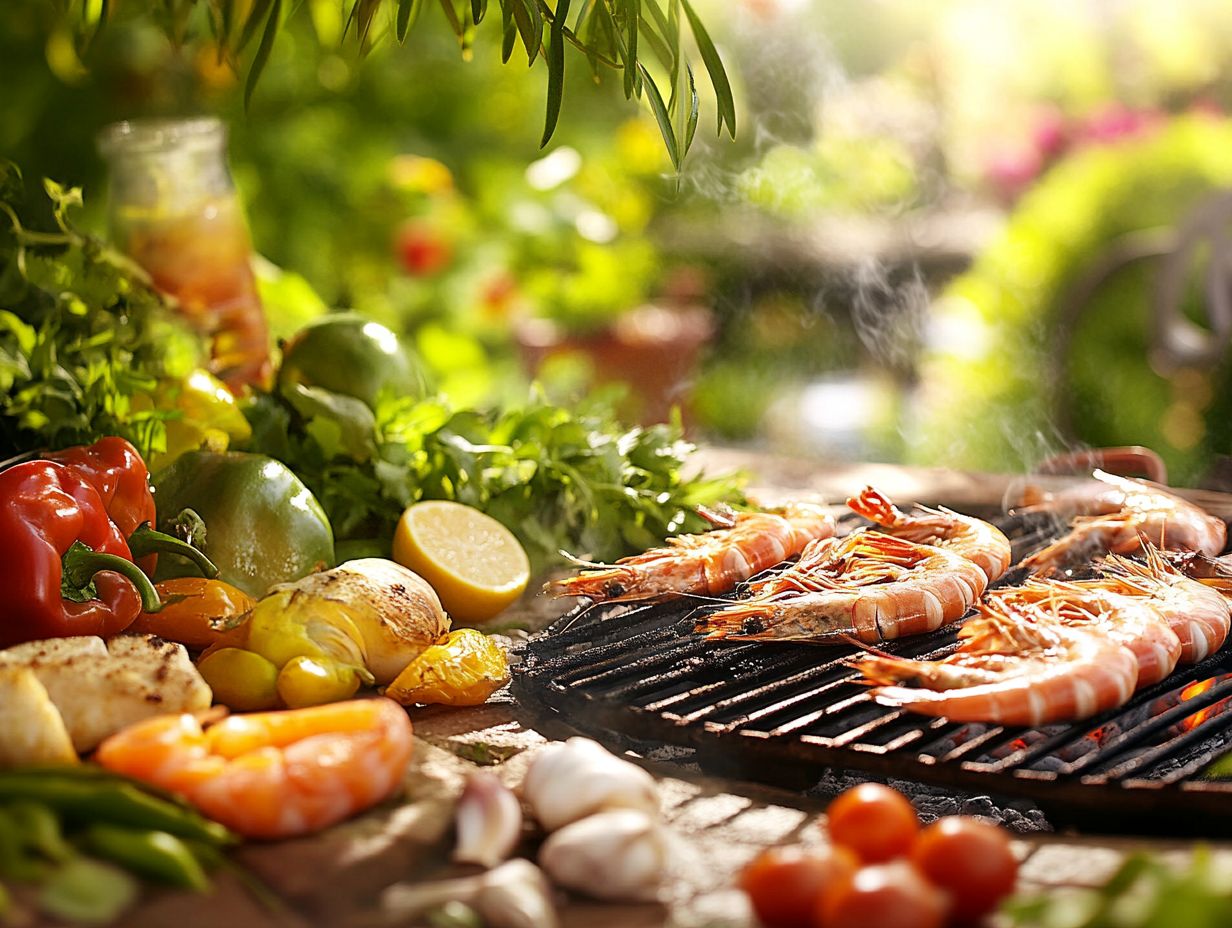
[152,451,335,598]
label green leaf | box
[672,59,698,161]
[540,0,571,148]
[680,0,735,138]
[236,0,273,53]
[437,0,465,37]
[471,0,487,25]
[622,0,639,98]
[510,0,542,65]
[396,0,427,40]
[243,0,282,110]
[636,62,679,170]
[500,0,516,61]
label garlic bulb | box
[522,737,659,831]
[454,771,523,868]
[380,859,558,928]
[538,809,667,902]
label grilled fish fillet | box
[0,635,212,752]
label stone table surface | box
[117,451,1232,927]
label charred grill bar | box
[513,507,1232,835]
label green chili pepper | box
[7,801,73,863]
[0,770,232,845]
[0,806,42,881]
[81,825,210,892]
[38,858,138,926]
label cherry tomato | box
[825,783,920,863]
[817,861,947,928]
[395,221,452,276]
[910,816,1019,923]
[739,845,858,928]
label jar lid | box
[97,117,226,159]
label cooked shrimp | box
[94,698,413,839]
[1094,544,1231,663]
[548,502,836,602]
[697,531,987,643]
[1019,470,1226,573]
[989,580,1181,687]
[857,601,1139,725]
[847,486,1012,584]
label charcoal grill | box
[512,505,1232,835]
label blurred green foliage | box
[911,116,1232,481]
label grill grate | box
[512,510,1232,834]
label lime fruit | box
[278,312,425,409]
[392,501,530,624]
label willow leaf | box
[540,0,570,147]
[670,57,697,161]
[243,0,281,109]
[500,0,516,61]
[396,0,424,41]
[471,0,487,25]
[509,0,542,65]
[622,0,639,98]
[236,0,273,52]
[641,0,675,72]
[637,10,672,74]
[680,0,735,137]
[636,62,678,171]
[354,0,381,48]
[437,0,464,37]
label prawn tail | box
[847,486,905,527]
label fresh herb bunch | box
[0,164,200,460]
[1005,848,1232,928]
[244,385,746,569]
[47,0,734,171]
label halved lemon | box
[392,501,530,624]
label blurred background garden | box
[8,0,1232,486]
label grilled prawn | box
[858,600,1139,725]
[847,486,1012,584]
[1093,544,1231,663]
[697,531,987,643]
[1018,470,1226,573]
[988,580,1181,687]
[548,502,835,603]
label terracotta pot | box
[515,304,714,426]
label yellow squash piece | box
[384,628,510,707]
[392,501,530,624]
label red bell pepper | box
[45,437,217,579]
[0,460,163,648]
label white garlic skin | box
[538,808,667,902]
[522,737,660,832]
[454,771,523,868]
[474,859,561,928]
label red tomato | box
[825,784,920,863]
[910,816,1019,923]
[739,845,859,928]
[817,861,947,928]
[395,221,452,276]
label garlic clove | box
[474,859,560,928]
[522,737,660,832]
[454,771,523,868]
[538,809,667,902]
[379,860,557,928]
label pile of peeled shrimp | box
[552,471,1232,726]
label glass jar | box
[98,117,272,392]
